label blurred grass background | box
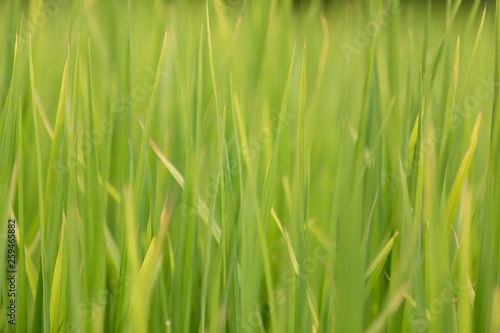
[1,0,500,332]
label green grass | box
[1,0,500,332]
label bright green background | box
[1,0,499,332]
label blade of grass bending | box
[446,112,482,225]
[364,232,399,300]
[137,120,222,243]
[271,207,285,236]
[33,89,54,139]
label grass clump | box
[1,0,500,332]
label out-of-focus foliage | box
[0,0,499,332]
